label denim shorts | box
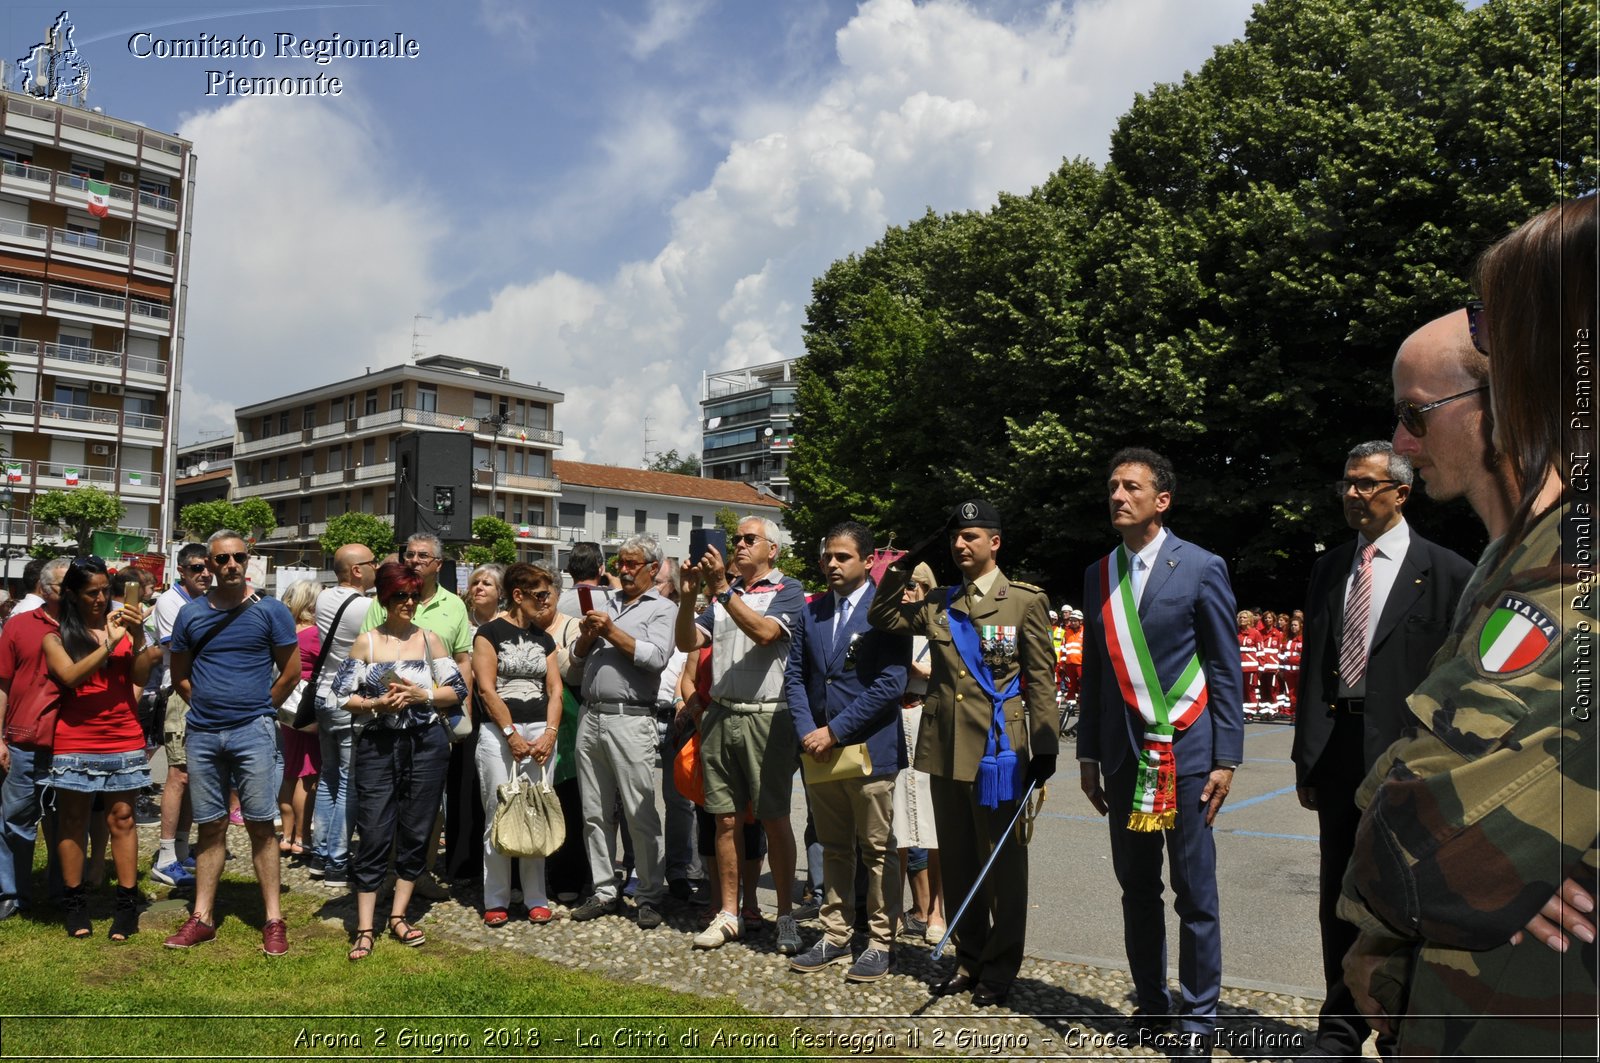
[185,714,282,825]
[48,749,151,794]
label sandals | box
[388,914,425,947]
[64,885,91,938]
[482,907,509,928]
[348,928,375,961]
[109,885,140,942]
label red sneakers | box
[262,918,288,957]
[163,914,216,949]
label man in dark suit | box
[1079,447,1244,1059]
[784,521,909,984]
[869,499,1057,1007]
[1291,439,1473,1062]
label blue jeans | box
[312,722,354,874]
[185,715,282,824]
[351,724,449,894]
[659,719,697,881]
[1,745,60,907]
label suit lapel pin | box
[1167,560,1176,568]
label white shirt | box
[152,583,195,670]
[832,581,869,645]
[1131,527,1169,607]
[314,585,374,704]
[11,593,43,615]
[1338,519,1411,699]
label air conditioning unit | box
[108,384,123,395]
[91,444,110,455]
[90,381,108,393]
[118,170,136,182]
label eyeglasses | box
[211,551,250,566]
[734,533,767,546]
[403,551,436,562]
[1334,477,1403,498]
[1465,299,1487,356]
[70,554,106,572]
[1394,386,1487,438]
[184,562,208,574]
[387,591,422,604]
[523,590,552,603]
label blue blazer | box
[784,583,909,780]
[1079,531,1245,779]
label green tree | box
[646,449,701,476]
[458,515,517,566]
[318,512,395,559]
[29,487,125,554]
[178,499,277,543]
[713,507,740,541]
[791,0,1596,600]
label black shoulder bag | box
[292,594,361,730]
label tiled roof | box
[553,461,785,508]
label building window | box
[473,392,492,419]
[559,502,585,528]
[390,384,403,410]
[362,439,375,467]
[692,515,703,530]
[260,415,271,439]
[276,455,289,481]
[54,383,88,407]
[302,404,316,429]
[327,447,342,472]
[300,453,313,476]
[361,490,374,514]
[605,507,618,538]
[278,411,290,434]
[667,513,679,539]
[298,500,312,524]
[416,384,437,412]
[364,389,378,415]
[635,509,647,534]
[385,489,395,515]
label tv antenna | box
[410,314,431,360]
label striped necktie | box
[1339,542,1378,686]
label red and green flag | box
[86,179,111,218]
[1478,594,1557,674]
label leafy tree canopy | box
[646,449,702,476]
[177,498,276,543]
[789,0,1595,602]
[458,515,517,565]
[319,512,395,559]
[30,488,125,554]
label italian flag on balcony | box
[5,464,20,483]
[65,467,79,486]
[127,471,143,486]
[518,524,532,539]
[455,417,468,431]
[86,180,112,218]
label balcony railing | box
[0,159,52,184]
[128,353,168,376]
[44,341,122,371]
[40,401,120,428]
[0,277,44,300]
[0,397,35,418]
[130,298,171,321]
[50,284,125,313]
[308,470,346,488]
[124,411,165,432]
[53,227,130,257]
[55,171,136,204]
[353,461,394,482]
[34,461,114,486]
[0,217,47,242]
[513,524,564,541]
[133,244,174,268]
[0,336,39,358]
[476,470,561,494]
[138,190,178,213]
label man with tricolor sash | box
[1078,447,1243,1057]
[867,498,1056,1008]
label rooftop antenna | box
[643,415,656,465]
[410,314,431,360]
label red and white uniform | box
[1239,629,1261,713]
[1258,627,1285,714]
[1280,633,1302,716]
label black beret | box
[947,498,1002,532]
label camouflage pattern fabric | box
[1338,500,1598,1059]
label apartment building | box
[232,354,564,565]
[0,87,194,580]
[553,459,786,573]
[699,357,798,504]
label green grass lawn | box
[0,877,823,1060]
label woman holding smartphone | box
[42,557,163,940]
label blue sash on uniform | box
[946,588,1023,808]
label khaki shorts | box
[162,689,189,768]
[700,701,796,821]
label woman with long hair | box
[331,562,467,960]
[472,562,562,925]
[1344,196,1597,1058]
[276,580,322,859]
[42,556,163,939]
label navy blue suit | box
[784,583,909,781]
[1079,531,1243,1034]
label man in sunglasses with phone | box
[148,542,213,890]
[1291,440,1471,1062]
[165,531,300,955]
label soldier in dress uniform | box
[867,498,1057,1008]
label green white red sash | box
[1099,545,1209,831]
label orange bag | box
[674,729,707,807]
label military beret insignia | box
[1477,593,1558,674]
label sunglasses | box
[520,589,552,603]
[211,551,250,566]
[1465,299,1487,356]
[184,562,209,574]
[387,591,422,604]
[734,533,766,546]
[1394,386,1487,438]
[70,554,107,572]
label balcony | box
[353,461,395,483]
[54,171,137,217]
[48,283,125,326]
[39,401,119,434]
[0,216,48,251]
[0,276,44,313]
[50,226,130,269]
[308,469,347,488]
[0,336,39,361]
[33,461,115,490]
[2,459,32,489]
[232,479,284,498]
[474,469,561,495]
[0,159,53,201]
[129,297,172,335]
[43,341,123,383]
[0,396,35,426]
[513,524,564,542]
[127,352,168,382]
[234,431,298,457]
[123,411,165,442]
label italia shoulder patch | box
[1477,593,1558,674]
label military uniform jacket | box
[1339,500,1598,1059]
[869,564,1058,782]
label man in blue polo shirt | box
[164,530,299,955]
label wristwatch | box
[502,725,515,738]
[716,588,735,606]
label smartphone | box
[122,580,141,614]
[578,585,596,614]
[689,528,726,567]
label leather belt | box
[715,698,784,714]
[1335,697,1365,716]
[587,700,655,717]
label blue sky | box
[2,0,1258,463]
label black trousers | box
[351,724,449,895]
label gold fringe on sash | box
[1126,810,1175,833]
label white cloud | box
[476,0,542,50]
[625,0,714,60]
[177,0,1256,470]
